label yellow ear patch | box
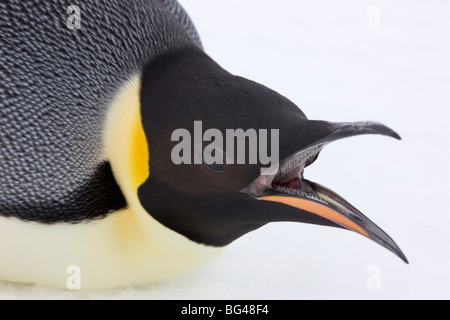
[130,114,150,188]
[104,76,150,196]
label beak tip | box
[370,122,402,141]
[399,252,409,264]
[327,121,402,142]
[391,131,402,141]
[391,247,409,264]
[369,233,409,264]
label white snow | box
[1,0,449,299]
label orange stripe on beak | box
[259,196,369,238]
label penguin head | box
[136,47,407,263]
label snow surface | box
[1,0,449,300]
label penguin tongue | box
[278,174,317,198]
[283,168,304,189]
[244,147,321,197]
[282,177,301,189]
[270,150,322,200]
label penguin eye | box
[202,146,232,173]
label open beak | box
[244,121,408,263]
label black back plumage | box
[0,0,200,222]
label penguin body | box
[0,0,222,290]
[1,1,407,290]
[0,74,222,290]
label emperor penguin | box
[0,0,407,290]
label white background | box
[1,0,449,299]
